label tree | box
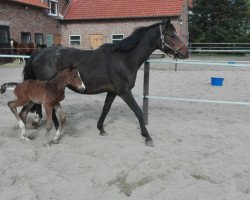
[189,0,250,43]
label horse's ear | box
[162,17,171,27]
[72,62,80,69]
[69,64,76,71]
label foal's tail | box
[0,82,19,94]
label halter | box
[159,24,185,58]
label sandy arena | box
[0,55,250,200]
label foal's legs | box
[7,100,30,140]
[19,101,35,124]
[32,104,43,128]
[24,104,60,131]
[97,92,116,135]
[43,105,53,147]
[119,90,154,147]
[51,103,66,144]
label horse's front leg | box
[51,103,66,144]
[97,92,116,135]
[44,105,53,147]
[119,90,154,147]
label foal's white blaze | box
[78,72,86,90]
[10,40,13,47]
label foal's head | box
[157,18,189,59]
[63,65,85,93]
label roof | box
[11,0,48,9]
[64,0,184,20]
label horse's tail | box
[22,50,38,81]
[1,82,19,94]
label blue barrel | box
[211,77,224,86]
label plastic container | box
[211,77,224,86]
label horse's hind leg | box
[51,103,65,144]
[119,90,154,147]
[97,92,116,135]
[43,105,53,147]
[32,104,43,128]
[52,109,60,131]
[7,100,30,141]
[19,101,34,124]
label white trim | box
[69,35,81,46]
[48,0,58,16]
[111,34,124,43]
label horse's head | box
[65,64,85,93]
[157,18,189,59]
[10,39,18,48]
[10,39,14,48]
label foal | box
[1,65,85,147]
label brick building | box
[61,0,189,49]
[0,0,188,51]
[0,0,67,49]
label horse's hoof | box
[43,141,51,147]
[51,139,59,144]
[32,122,38,129]
[21,135,31,141]
[145,139,154,147]
[100,130,107,136]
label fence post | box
[143,61,150,125]
[174,58,178,71]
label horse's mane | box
[101,22,162,52]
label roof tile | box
[64,0,184,20]
[11,0,48,9]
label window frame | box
[21,32,31,43]
[69,35,81,46]
[0,25,10,45]
[111,34,124,43]
[35,33,43,45]
[48,0,58,16]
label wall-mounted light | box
[179,18,183,25]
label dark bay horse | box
[11,39,37,63]
[1,65,85,147]
[22,19,189,147]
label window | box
[69,35,81,46]
[48,0,58,16]
[21,32,31,43]
[35,33,43,45]
[112,34,124,43]
[46,34,54,46]
[0,25,10,44]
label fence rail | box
[142,58,250,124]
[188,43,250,53]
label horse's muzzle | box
[78,83,86,93]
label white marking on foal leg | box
[52,129,61,144]
[34,114,41,123]
[19,120,30,141]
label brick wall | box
[0,1,60,44]
[61,17,187,50]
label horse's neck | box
[130,27,159,67]
[49,72,68,94]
